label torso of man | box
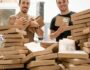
[8,12,34,42]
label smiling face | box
[56,0,68,12]
[19,0,30,13]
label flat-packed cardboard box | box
[55,16,69,27]
[84,42,90,47]
[64,59,90,65]
[0,50,28,55]
[58,51,89,59]
[36,53,57,60]
[30,65,60,70]
[0,59,21,64]
[86,22,90,26]
[0,28,27,35]
[71,9,90,19]
[0,64,24,69]
[0,54,25,60]
[71,27,86,33]
[67,23,86,30]
[83,27,90,34]
[46,43,59,53]
[71,14,90,21]
[35,16,44,27]
[67,64,90,70]
[4,38,23,43]
[4,42,24,46]
[71,31,83,37]
[83,47,90,53]
[73,35,88,40]
[73,18,90,24]
[3,34,23,39]
[27,60,56,68]
[22,50,52,63]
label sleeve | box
[50,17,56,30]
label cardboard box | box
[35,16,44,27]
[73,35,88,40]
[0,64,24,69]
[71,31,83,37]
[4,42,24,46]
[71,9,90,19]
[27,60,56,68]
[0,59,21,64]
[84,42,90,47]
[64,59,90,65]
[3,34,23,39]
[71,14,90,21]
[58,51,89,59]
[83,47,90,53]
[67,64,90,70]
[0,50,28,55]
[22,50,52,63]
[36,53,57,60]
[0,54,25,60]
[4,38,23,43]
[46,43,59,53]
[67,23,86,30]
[71,27,86,33]
[73,18,90,24]
[0,28,26,35]
[30,65,60,70]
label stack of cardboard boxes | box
[0,25,29,69]
[0,46,28,70]
[23,43,63,70]
[0,25,29,47]
[70,9,90,48]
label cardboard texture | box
[27,60,56,68]
[58,51,89,59]
[22,50,52,63]
[67,64,90,70]
[36,53,57,60]
[71,9,90,18]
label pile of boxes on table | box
[69,9,90,48]
[0,25,29,70]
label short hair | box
[19,0,21,4]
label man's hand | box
[15,17,27,25]
[29,20,40,28]
[50,23,68,39]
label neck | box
[61,9,70,15]
[20,12,27,15]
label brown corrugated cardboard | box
[83,47,90,53]
[0,64,24,69]
[22,50,52,63]
[73,35,88,40]
[67,64,90,70]
[4,39,23,43]
[27,60,56,68]
[84,42,90,47]
[71,9,90,18]
[0,28,26,35]
[71,14,90,21]
[71,27,86,33]
[64,59,90,65]
[35,16,44,27]
[30,65,60,70]
[36,53,57,60]
[58,51,89,59]
[73,18,90,24]
[0,59,21,64]
[3,34,23,39]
